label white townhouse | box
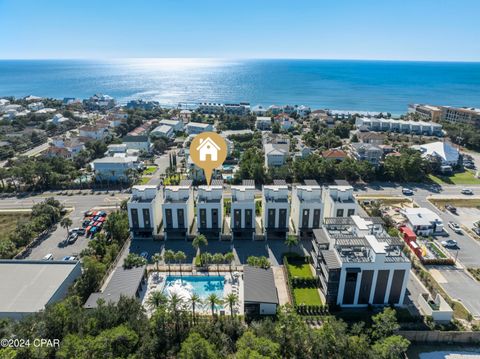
[196,183,223,239]
[230,180,256,240]
[311,216,410,308]
[127,185,163,240]
[262,184,290,240]
[162,182,195,240]
[322,184,357,219]
[290,181,323,238]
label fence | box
[398,330,480,344]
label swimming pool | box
[164,275,225,300]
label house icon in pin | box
[196,137,220,161]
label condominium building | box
[262,184,290,240]
[197,102,224,115]
[355,117,443,136]
[290,181,323,238]
[311,216,410,307]
[196,184,223,239]
[322,184,357,218]
[408,104,443,122]
[230,181,256,240]
[225,103,250,116]
[127,185,163,240]
[442,106,480,126]
[162,182,194,240]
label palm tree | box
[192,234,208,265]
[207,293,222,317]
[189,292,202,324]
[152,252,162,272]
[224,252,235,273]
[60,217,73,236]
[164,249,175,273]
[169,293,184,339]
[146,291,168,311]
[285,235,299,253]
[225,293,238,319]
[213,253,224,274]
[175,251,187,275]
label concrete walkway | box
[272,266,291,305]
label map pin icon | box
[189,132,228,185]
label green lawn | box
[143,166,158,175]
[287,263,314,278]
[139,177,151,185]
[429,198,480,209]
[428,170,480,185]
[293,288,323,306]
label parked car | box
[43,253,54,261]
[67,233,78,244]
[70,228,86,236]
[461,188,474,195]
[473,227,480,236]
[448,221,462,234]
[62,256,77,261]
[441,239,458,248]
[445,204,457,214]
[402,188,414,196]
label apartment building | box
[230,180,256,240]
[311,216,410,307]
[322,184,357,218]
[196,183,223,239]
[127,185,163,239]
[355,117,443,136]
[290,181,323,238]
[162,181,195,240]
[262,184,290,240]
[408,104,443,122]
[197,102,224,115]
[442,106,480,126]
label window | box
[199,208,207,228]
[336,209,344,217]
[268,208,276,228]
[245,209,252,228]
[165,209,172,228]
[302,209,310,228]
[234,209,241,229]
[142,208,151,228]
[347,209,355,217]
[212,208,218,228]
[279,208,287,229]
[177,209,185,228]
[130,208,139,228]
[313,209,321,228]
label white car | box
[461,188,473,195]
[441,239,458,248]
[43,253,54,261]
[448,221,462,234]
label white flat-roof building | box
[92,156,141,182]
[185,122,214,135]
[311,216,410,307]
[196,184,223,239]
[0,260,81,319]
[262,184,290,240]
[162,182,194,240]
[291,182,323,238]
[231,181,256,240]
[402,207,444,236]
[151,124,174,139]
[158,119,184,132]
[128,185,163,240]
[322,184,357,218]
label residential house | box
[158,119,184,132]
[196,184,223,240]
[402,208,444,236]
[356,131,386,145]
[251,105,267,116]
[412,141,460,169]
[295,105,311,118]
[274,114,294,130]
[49,136,85,157]
[256,116,272,130]
[268,105,282,116]
[126,99,159,111]
[349,143,383,166]
[290,181,323,238]
[128,185,163,239]
[230,181,256,240]
[322,148,348,162]
[162,182,195,240]
[262,184,290,240]
[185,122,214,135]
[48,114,70,125]
[91,156,140,183]
[150,124,174,139]
[311,216,410,307]
[122,135,151,153]
[264,143,288,167]
[27,102,44,111]
[79,123,110,140]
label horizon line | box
[1,56,480,63]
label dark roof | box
[273,179,287,186]
[243,266,279,304]
[211,179,224,186]
[123,135,149,142]
[84,265,145,309]
[321,250,341,269]
[303,179,319,186]
[242,179,255,186]
[334,179,350,186]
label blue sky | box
[0,0,479,60]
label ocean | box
[1,58,480,114]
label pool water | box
[164,275,225,300]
